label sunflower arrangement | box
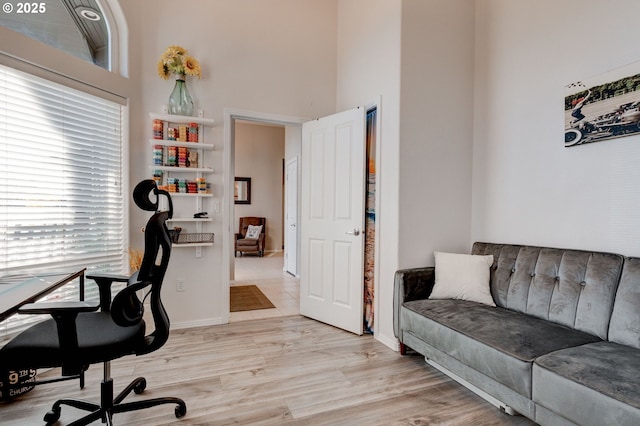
[157,45,202,80]
[128,247,144,271]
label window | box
[0,63,126,339]
[0,0,112,70]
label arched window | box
[0,0,114,71]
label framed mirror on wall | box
[234,177,251,204]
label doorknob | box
[345,228,360,236]
[290,223,296,227]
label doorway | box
[231,120,293,321]
[233,120,285,259]
[222,106,380,333]
[223,109,305,323]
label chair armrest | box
[86,273,130,282]
[87,273,133,312]
[18,301,99,315]
[393,267,435,338]
[19,301,100,375]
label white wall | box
[120,0,338,327]
[337,0,402,348]
[399,0,475,265]
[472,0,640,257]
[234,122,285,252]
[336,0,475,350]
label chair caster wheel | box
[44,408,61,424]
[175,403,187,418]
[134,378,147,394]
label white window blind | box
[0,64,126,340]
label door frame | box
[222,108,305,323]
[365,102,381,336]
[222,101,381,337]
[285,156,299,277]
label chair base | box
[44,376,186,426]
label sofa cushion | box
[609,257,640,349]
[430,252,495,306]
[401,299,601,397]
[533,341,640,425]
[471,243,623,339]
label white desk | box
[0,270,86,323]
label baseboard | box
[171,317,225,330]
[425,358,516,416]
[263,249,282,255]
[375,332,400,352]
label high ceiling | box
[0,0,109,69]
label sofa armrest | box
[395,266,436,302]
[393,267,435,339]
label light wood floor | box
[1,315,536,425]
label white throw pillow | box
[430,251,495,307]
[245,224,263,240]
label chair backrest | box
[239,217,266,237]
[111,180,173,355]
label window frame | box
[0,63,129,340]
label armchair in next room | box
[235,217,266,257]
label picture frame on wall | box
[565,60,640,148]
[234,177,251,204]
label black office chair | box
[0,180,186,425]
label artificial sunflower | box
[157,45,202,80]
[183,55,202,78]
[128,247,143,271]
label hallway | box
[230,251,300,322]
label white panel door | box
[300,107,366,335]
[285,156,298,276]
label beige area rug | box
[230,285,275,312]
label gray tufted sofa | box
[393,242,640,426]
